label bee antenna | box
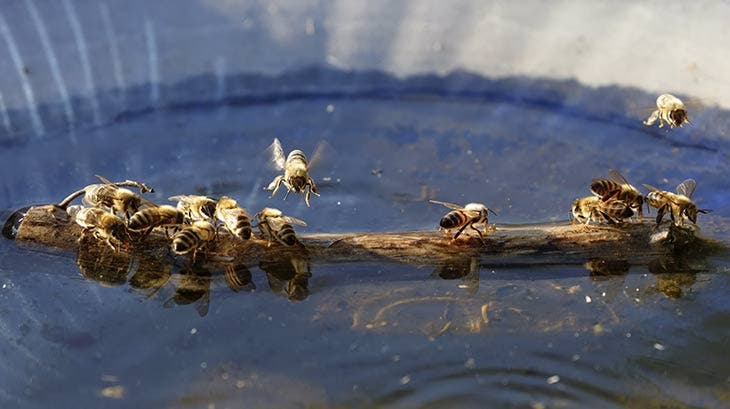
[488,208,498,216]
[699,208,712,214]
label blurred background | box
[0,1,729,408]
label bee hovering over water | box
[168,195,217,222]
[56,175,154,222]
[643,93,690,129]
[128,205,185,238]
[214,196,252,240]
[255,207,307,246]
[429,200,496,244]
[571,196,634,225]
[265,138,324,207]
[642,179,711,226]
[171,220,216,260]
[71,206,130,251]
[591,169,644,220]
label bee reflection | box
[584,258,630,302]
[648,256,700,299]
[76,234,134,286]
[223,263,255,292]
[433,256,480,294]
[259,256,312,301]
[163,264,211,316]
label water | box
[1,70,729,408]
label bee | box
[571,196,634,225]
[255,207,307,246]
[171,220,216,259]
[168,195,217,222]
[57,175,153,221]
[214,196,252,240]
[264,138,321,207]
[429,200,496,244]
[590,169,644,220]
[642,179,711,226]
[128,205,185,238]
[72,207,130,251]
[643,93,690,129]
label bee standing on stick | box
[429,200,496,245]
[643,93,690,129]
[643,179,711,226]
[255,207,307,246]
[128,205,185,239]
[168,195,217,222]
[590,169,644,220]
[56,175,154,222]
[69,206,131,251]
[264,138,327,207]
[571,196,634,225]
[214,196,253,240]
[171,220,216,261]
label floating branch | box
[5,205,724,269]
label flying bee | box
[264,137,324,207]
[643,93,690,129]
[429,200,496,244]
[255,207,307,246]
[72,207,130,251]
[590,169,644,220]
[642,179,711,226]
[57,175,154,221]
[128,205,185,238]
[171,220,216,259]
[571,196,634,225]
[214,196,252,240]
[168,195,217,222]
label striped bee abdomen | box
[233,215,252,239]
[276,223,298,246]
[172,229,200,254]
[440,211,469,229]
[590,179,621,200]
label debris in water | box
[654,343,666,351]
[99,385,125,399]
[546,375,560,384]
[400,375,411,385]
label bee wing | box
[282,215,307,226]
[168,195,191,204]
[139,197,159,210]
[266,138,286,170]
[676,179,696,198]
[307,140,334,171]
[95,175,115,185]
[607,169,630,185]
[428,200,464,210]
[641,183,661,193]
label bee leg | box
[303,190,311,207]
[308,179,320,197]
[266,176,284,198]
[452,223,470,241]
[470,224,487,246]
[643,110,659,126]
[283,188,291,201]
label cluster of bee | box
[57,176,309,258]
[572,170,710,226]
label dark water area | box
[1,69,729,408]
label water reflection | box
[223,263,255,292]
[163,264,212,317]
[259,256,312,301]
[433,256,479,294]
[648,255,702,299]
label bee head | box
[288,175,307,192]
[127,196,142,214]
[670,109,688,126]
[201,201,217,219]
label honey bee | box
[643,93,690,129]
[168,195,217,222]
[171,220,216,259]
[255,207,307,246]
[72,207,130,251]
[571,196,634,225]
[57,175,154,221]
[642,179,711,226]
[429,200,496,244]
[214,196,252,240]
[590,169,644,220]
[264,138,322,207]
[128,205,185,237]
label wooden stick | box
[6,205,723,270]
